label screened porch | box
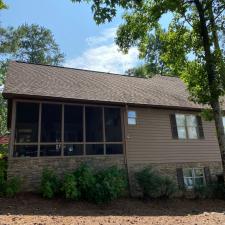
[11,101,124,157]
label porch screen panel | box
[86,144,104,155]
[41,104,62,142]
[104,108,122,142]
[64,144,83,156]
[85,107,103,142]
[15,102,39,143]
[40,144,61,156]
[64,105,83,142]
[14,145,38,157]
[106,144,123,155]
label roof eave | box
[3,92,204,112]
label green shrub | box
[40,168,61,199]
[61,173,80,200]
[194,183,225,199]
[4,177,21,197]
[0,159,21,197]
[90,166,127,204]
[0,144,8,159]
[73,164,95,200]
[136,167,177,199]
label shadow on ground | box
[0,193,225,217]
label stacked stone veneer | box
[7,157,223,195]
[7,156,126,191]
[128,161,223,196]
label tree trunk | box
[211,100,225,177]
[194,0,225,182]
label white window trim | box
[183,168,205,189]
[175,114,199,140]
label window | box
[41,104,62,142]
[175,114,198,139]
[13,102,123,157]
[14,102,39,157]
[15,102,39,143]
[40,144,61,157]
[86,144,104,155]
[106,144,123,154]
[13,145,37,157]
[64,144,83,156]
[85,107,103,142]
[105,108,122,142]
[183,168,205,189]
[128,111,136,125]
[64,105,83,142]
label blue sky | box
[1,0,171,73]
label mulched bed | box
[0,193,225,225]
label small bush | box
[0,144,8,159]
[39,165,127,203]
[90,166,127,204]
[40,168,61,199]
[73,164,95,200]
[4,177,21,197]
[194,183,225,199]
[61,173,80,200]
[0,159,21,197]
[136,167,177,199]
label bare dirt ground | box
[0,193,225,225]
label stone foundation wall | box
[7,157,223,195]
[128,161,223,196]
[7,156,126,191]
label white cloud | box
[64,27,139,74]
[86,27,117,46]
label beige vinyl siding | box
[126,107,221,164]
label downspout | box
[124,103,132,196]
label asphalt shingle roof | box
[3,61,203,109]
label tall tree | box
[11,24,64,65]
[0,24,64,135]
[0,62,7,136]
[126,26,172,77]
[0,0,6,10]
[126,64,157,78]
[71,0,225,180]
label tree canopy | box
[125,26,173,77]
[1,24,65,65]
[71,0,225,179]
[0,0,6,10]
[0,23,64,135]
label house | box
[2,61,223,194]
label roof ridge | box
[13,61,151,80]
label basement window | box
[128,111,136,125]
[183,168,205,189]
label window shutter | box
[204,167,211,184]
[197,116,204,139]
[170,114,178,139]
[176,168,185,189]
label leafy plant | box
[0,144,8,159]
[61,173,80,200]
[73,164,95,200]
[40,168,61,199]
[0,159,21,197]
[4,177,21,197]
[90,166,127,204]
[136,167,177,199]
[194,183,225,199]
